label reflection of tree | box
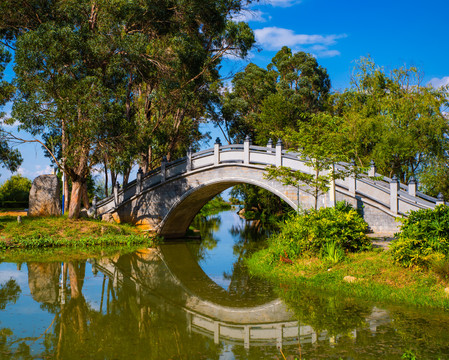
[223,219,275,300]
[0,279,23,357]
[279,285,370,336]
[0,279,21,310]
[189,214,221,262]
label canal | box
[1,209,449,359]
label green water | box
[1,210,449,359]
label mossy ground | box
[247,247,449,310]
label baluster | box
[275,139,282,167]
[390,175,399,214]
[214,138,221,166]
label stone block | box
[28,175,61,217]
[102,213,115,223]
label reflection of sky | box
[0,262,104,356]
[197,210,244,290]
[0,263,54,355]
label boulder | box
[28,175,61,216]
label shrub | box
[391,205,449,267]
[0,175,32,208]
[261,201,371,264]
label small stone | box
[343,276,357,283]
[17,215,22,224]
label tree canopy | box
[1,0,255,217]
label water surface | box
[1,210,449,359]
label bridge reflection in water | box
[90,243,391,350]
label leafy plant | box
[391,205,449,267]
[321,240,346,264]
[257,201,371,265]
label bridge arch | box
[96,142,443,237]
[158,167,298,238]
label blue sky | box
[1,0,449,181]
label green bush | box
[391,205,449,267]
[260,201,371,264]
[0,175,32,208]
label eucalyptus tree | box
[220,46,330,145]
[0,0,255,218]
[220,46,331,214]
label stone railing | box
[95,137,444,217]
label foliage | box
[280,285,370,337]
[2,0,255,218]
[332,57,449,183]
[248,248,449,310]
[218,47,334,218]
[0,279,21,310]
[0,174,32,207]
[230,184,291,223]
[265,112,356,209]
[391,205,449,267]
[321,240,346,264]
[197,194,231,217]
[256,201,371,266]
[0,45,22,173]
[219,46,330,145]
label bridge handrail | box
[95,143,443,218]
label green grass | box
[247,248,449,310]
[0,215,159,250]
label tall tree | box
[220,46,330,145]
[1,0,255,218]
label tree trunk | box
[104,160,108,197]
[111,170,117,189]
[82,182,89,209]
[68,180,83,219]
[62,119,70,213]
[63,171,70,213]
[123,167,131,187]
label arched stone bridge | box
[96,139,444,237]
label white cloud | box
[231,9,269,23]
[261,0,302,7]
[254,27,346,57]
[429,76,449,89]
[17,164,54,178]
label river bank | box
[0,215,156,251]
[247,247,449,310]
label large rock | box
[28,174,62,216]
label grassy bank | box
[246,203,449,310]
[248,245,449,310]
[0,215,158,251]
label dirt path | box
[368,233,394,250]
[0,210,27,217]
